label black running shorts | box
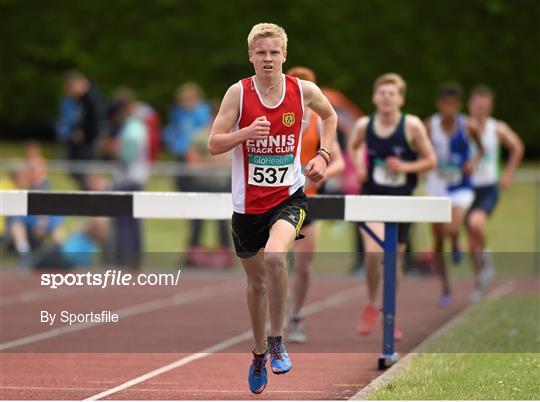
[231,188,308,258]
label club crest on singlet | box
[282,112,295,127]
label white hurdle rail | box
[0,190,451,369]
[1,190,451,222]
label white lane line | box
[486,280,516,300]
[350,280,517,400]
[0,282,238,351]
[84,285,363,401]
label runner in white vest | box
[466,85,524,302]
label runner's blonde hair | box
[373,73,407,97]
[248,23,288,52]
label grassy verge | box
[370,294,540,400]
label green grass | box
[371,294,540,400]
[419,295,540,353]
[373,353,539,400]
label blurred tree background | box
[1,0,539,157]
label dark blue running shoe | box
[248,351,267,394]
[268,336,291,374]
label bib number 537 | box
[251,166,289,185]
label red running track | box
[0,269,516,400]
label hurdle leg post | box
[378,222,398,370]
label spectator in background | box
[162,82,214,266]
[185,100,234,268]
[29,172,110,269]
[3,138,53,265]
[1,168,27,251]
[56,95,79,143]
[58,70,105,189]
[105,87,162,163]
[103,90,150,270]
[163,82,212,162]
[84,171,115,265]
[24,140,49,190]
[84,171,111,192]
[0,168,18,246]
[139,99,162,163]
[31,217,110,270]
[5,168,64,267]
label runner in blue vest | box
[425,83,483,306]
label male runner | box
[208,23,337,394]
[424,83,483,306]
[285,66,345,343]
[466,85,524,301]
[348,73,436,340]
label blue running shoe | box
[268,336,291,374]
[438,291,453,307]
[248,351,267,394]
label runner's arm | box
[423,116,432,137]
[347,117,369,182]
[465,118,485,171]
[398,115,437,174]
[208,84,270,155]
[301,80,337,154]
[325,141,345,178]
[301,80,338,182]
[497,120,524,189]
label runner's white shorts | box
[425,175,474,209]
[449,188,474,209]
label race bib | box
[437,164,462,185]
[373,159,406,187]
[248,154,294,187]
[475,156,497,179]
